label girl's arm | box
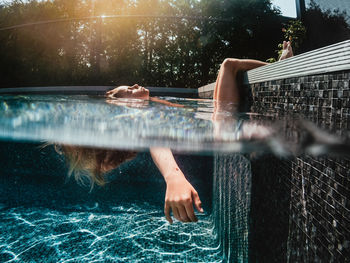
[149,97,185,108]
[150,147,203,224]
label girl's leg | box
[214,59,267,103]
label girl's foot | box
[279,41,294,61]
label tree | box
[300,0,350,53]
[0,0,286,88]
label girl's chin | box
[133,94,149,100]
[140,91,150,99]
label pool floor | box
[0,180,221,263]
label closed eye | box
[129,85,139,90]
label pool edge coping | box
[198,39,350,97]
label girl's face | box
[107,84,150,99]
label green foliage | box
[266,20,306,63]
[1,0,349,88]
[280,20,306,53]
[266,57,276,63]
[0,0,284,88]
[300,0,350,53]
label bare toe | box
[283,41,287,49]
[279,41,294,61]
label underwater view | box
[1,93,349,262]
[1,0,350,262]
[0,180,220,262]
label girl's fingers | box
[177,206,190,222]
[164,203,173,224]
[172,206,181,222]
[192,191,204,213]
[184,202,197,222]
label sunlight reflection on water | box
[0,204,221,263]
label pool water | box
[0,94,273,154]
[1,94,349,262]
[0,137,218,262]
[1,94,347,156]
[0,181,220,262]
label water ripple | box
[0,205,222,262]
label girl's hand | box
[164,173,203,224]
[149,147,203,224]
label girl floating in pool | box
[62,41,293,224]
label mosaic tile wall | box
[249,156,291,262]
[287,156,350,262]
[249,71,350,137]
[212,153,252,263]
[246,70,350,262]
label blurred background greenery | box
[0,0,349,88]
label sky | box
[0,0,298,18]
[272,0,297,18]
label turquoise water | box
[0,95,259,153]
[0,182,221,262]
[1,94,346,156]
[0,138,220,262]
[1,94,348,262]
[0,94,226,262]
[0,94,264,262]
